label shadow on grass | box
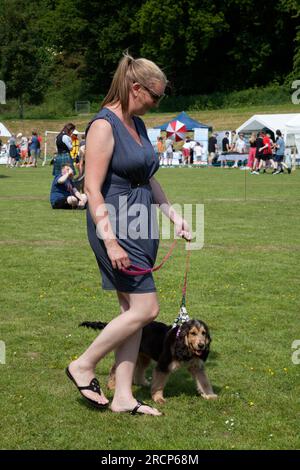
[0,174,10,178]
[134,363,221,402]
[75,396,110,412]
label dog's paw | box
[107,379,116,391]
[201,393,218,400]
[152,393,166,404]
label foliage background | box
[0,0,299,117]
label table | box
[218,152,248,163]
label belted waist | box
[131,180,150,188]
[103,173,150,190]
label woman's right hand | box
[106,241,130,270]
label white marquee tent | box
[236,113,299,138]
[0,122,11,138]
[284,115,300,147]
[236,113,300,154]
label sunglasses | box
[140,84,165,103]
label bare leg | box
[107,291,129,391]
[108,352,151,389]
[77,193,88,208]
[68,292,161,413]
[67,195,79,208]
[110,292,161,415]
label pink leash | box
[120,240,178,276]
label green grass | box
[0,165,300,450]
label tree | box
[1,0,300,106]
[131,0,228,94]
[0,0,52,118]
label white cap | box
[72,129,79,135]
[17,132,22,138]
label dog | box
[80,319,217,404]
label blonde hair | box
[101,52,167,113]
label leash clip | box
[172,305,190,328]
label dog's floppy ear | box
[174,322,193,361]
[198,320,211,362]
[179,321,192,336]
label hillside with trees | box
[0,0,299,116]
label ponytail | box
[101,51,167,113]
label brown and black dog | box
[80,319,217,404]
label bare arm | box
[84,119,130,270]
[259,144,268,152]
[150,177,191,240]
[57,173,70,184]
[78,145,85,176]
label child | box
[50,164,87,209]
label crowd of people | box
[212,129,292,174]
[247,129,291,175]
[4,131,42,167]
[156,136,205,166]
[0,123,88,209]
[153,128,294,174]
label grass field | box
[0,164,300,450]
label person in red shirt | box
[258,130,275,172]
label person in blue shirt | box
[50,164,87,209]
[273,129,291,175]
[29,131,40,167]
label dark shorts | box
[52,197,72,209]
[261,154,273,161]
[274,155,284,163]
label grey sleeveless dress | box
[86,108,160,293]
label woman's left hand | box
[175,218,192,241]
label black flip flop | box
[65,367,109,410]
[130,400,162,416]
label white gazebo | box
[0,122,12,138]
[236,113,300,154]
[236,113,299,139]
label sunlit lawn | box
[0,165,299,450]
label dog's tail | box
[79,321,107,330]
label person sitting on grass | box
[50,164,87,209]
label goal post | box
[42,130,84,166]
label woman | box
[66,53,191,416]
[247,132,257,170]
[53,123,76,176]
[8,134,17,167]
[28,131,39,167]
